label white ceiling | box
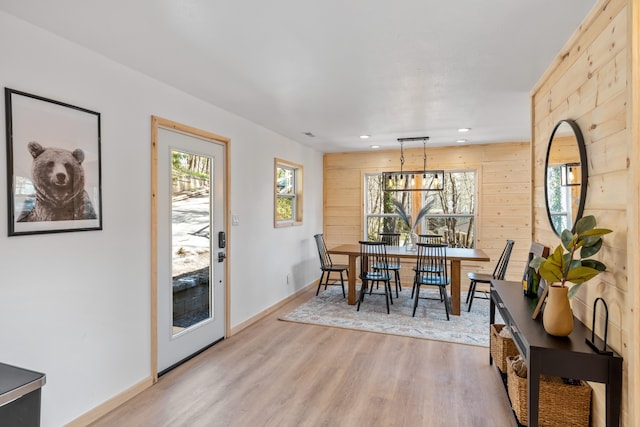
[0,0,597,152]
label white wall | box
[0,12,323,426]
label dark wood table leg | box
[528,349,541,427]
[347,254,357,305]
[450,259,461,315]
[606,358,623,426]
[489,295,495,365]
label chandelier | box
[382,137,444,192]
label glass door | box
[155,124,226,373]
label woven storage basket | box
[506,356,592,426]
[490,324,518,373]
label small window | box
[274,158,303,227]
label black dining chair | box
[357,241,393,314]
[377,232,402,297]
[412,243,451,320]
[411,234,446,299]
[419,234,444,244]
[313,234,348,297]
[465,239,515,311]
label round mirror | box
[544,119,587,236]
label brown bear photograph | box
[5,88,102,236]
[18,141,97,222]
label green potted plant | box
[530,215,612,336]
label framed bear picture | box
[5,88,102,236]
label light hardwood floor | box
[91,287,516,427]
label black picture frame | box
[522,243,549,287]
[525,242,551,319]
[5,88,102,236]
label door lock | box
[218,251,226,262]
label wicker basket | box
[506,356,592,426]
[490,324,518,373]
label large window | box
[365,170,476,247]
[274,158,303,227]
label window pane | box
[366,175,384,214]
[441,171,475,214]
[425,216,475,248]
[277,166,295,195]
[366,175,411,215]
[547,166,568,212]
[171,150,211,333]
[547,166,570,231]
[366,216,383,240]
[276,196,294,221]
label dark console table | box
[0,363,46,426]
[490,280,623,427]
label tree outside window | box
[274,158,303,227]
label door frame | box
[150,115,231,382]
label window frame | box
[364,169,477,248]
[420,169,477,248]
[274,158,303,228]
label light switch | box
[232,215,240,226]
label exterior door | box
[154,119,227,374]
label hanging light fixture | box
[561,162,581,186]
[382,137,444,192]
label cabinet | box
[0,363,46,426]
[490,280,622,427]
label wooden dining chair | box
[412,243,451,320]
[377,232,402,296]
[313,234,348,297]
[358,241,393,314]
[465,239,515,311]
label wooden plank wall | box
[531,0,633,424]
[323,142,531,285]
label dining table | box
[327,243,490,316]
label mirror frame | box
[543,119,588,236]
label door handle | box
[218,251,226,262]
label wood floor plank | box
[91,288,516,427]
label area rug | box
[280,286,502,347]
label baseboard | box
[229,281,316,336]
[65,377,153,426]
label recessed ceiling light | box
[458,128,471,133]
[370,145,381,149]
[360,134,371,139]
[456,139,467,143]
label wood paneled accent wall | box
[531,0,636,424]
[323,142,531,282]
